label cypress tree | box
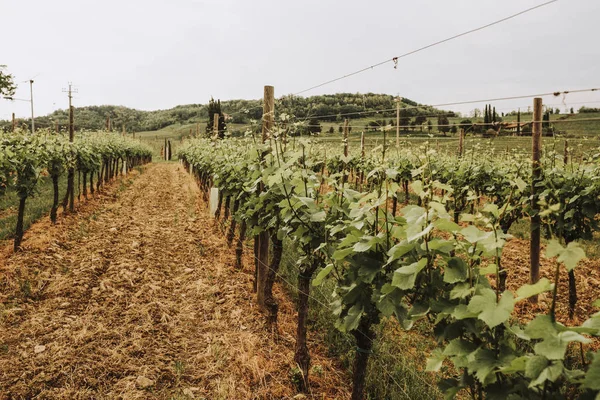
[484,105,489,125]
[493,107,497,123]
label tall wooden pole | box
[361,131,365,158]
[395,97,401,147]
[530,97,543,301]
[458,128,465,158]
[213,113,219,140]
[257,85,274,309]
[68,104,75,211]
[343,119,349,157]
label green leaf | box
[340,304,363,333]
[426,349,445,372]
[353,239,373,253]
[583,353,600,390]
[525,355,549,380]
[332,247,354,260]
[515,278,554,302]
[392,258,427,290]
[545,240,586,271]
[460,225,492,244]
[310,210,326,222]
[558,242,586,272]
[444,257,469,284]
[467,348,498,383]
[468,289,514,328]
[450,282,474,299]
[529,361,564,388]
[434,218,461,233]
[387,242,414,262]
[545,239,564,258]
[479,264,498,275]
[312,264,334,286]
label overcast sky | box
[1,0,599,120]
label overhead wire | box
[291,0,559,96]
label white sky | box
[1,0,599,120]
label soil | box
[0,163,350,400]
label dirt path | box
[0,163,349,400]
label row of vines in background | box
[179,127,600,399]
[0,129,153,250]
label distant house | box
[502,122,532,135]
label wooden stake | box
[257,85,274,309]
[395,97,401,147]
[343,119,349,157]
[530,97,543,301]
[213,112,219,140]
[361,131,365,158]
[458,128,465,157]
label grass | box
[279,240,441,399]
[0,174,68,241]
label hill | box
[1,93,451,133]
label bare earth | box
[0,163,349,400]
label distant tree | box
[492,106,497,123]
[0,66,16,97]
[438,115,450,134]
[542,112,550,131]
[307,118,321,134]
[450,124,458,134]
[460,119,474,133]
[554,108,560,115]
[206,97,227,138]
[427,120,432,133]
[484,105,489,125]
[399,109,411,130]
[570,107,574,114]
[415,115,427,131]
[338,126,343,133]
[471,108,481,118]
[328,126,334,134]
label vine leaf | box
[515,278,554,302]
[467,289,514,328]
[444,257,468,284]
[583,353,600,390]
[312,264,334,287]
[545,239,586,271]
[392,258,427,290]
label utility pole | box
[29,80,35,133]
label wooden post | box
[213,113,219,140]
[122,125,126,137]
[257,85,274,309]
[458,128,465,157]
[563,140,569,165]
[68,105,75,211]
[361,131,365,158]
[55,121,59,133]
[11,113,15,132]
[343,119,349,157]
[395,97,401,147]
[530,97,543,301]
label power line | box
[292,0,559,96]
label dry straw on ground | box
[0,164,350,400]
